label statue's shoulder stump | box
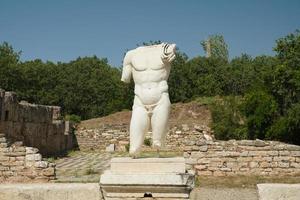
[100,157,194,199]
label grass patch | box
[195,96,217,105]
[84,168,98,175]
[144,138,152,146]
[196,175,300,188]
[66,149,81,157]
[46,157,56,162]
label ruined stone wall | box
[184,139,300,177]
[76,123,213,151]
[0,133,55,183]
[0,89,76,156]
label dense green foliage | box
[0,31,299,144]
[201,34,229,61]
[0,46,132,119]
[207,31,300,144]
[210,96,247,140]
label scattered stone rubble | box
[76,122,300,177]
[0,133,55,183]
[76,123,213,152]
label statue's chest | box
[131,50,164,71]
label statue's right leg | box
[129,97,149,156]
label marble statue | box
[121,43,176,156]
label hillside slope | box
[79,101,211,129]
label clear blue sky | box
[1,0,299,67]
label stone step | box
[0,133,6,138]
[110,157,186,174]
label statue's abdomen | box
[134,81,168,105]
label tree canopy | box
[0,30,299,144]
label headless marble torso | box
[121,43,176,156]
[131,46,171,106]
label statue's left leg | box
[151,93,171,149]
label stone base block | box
[110,157,186,174]
[100,157,194,200]
[0,183,101,200]
[257,184,300,200]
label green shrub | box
[144,138,152,146]
[267,103,300,145]
[243,90,278,139]
[65,114,81,124]
[211,96,247,140]
[84,168,98,175]
[125,143,130,152]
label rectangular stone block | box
[248,151,268,156]
[13,147,26,152]
[4,152,26,157]
[100,157,194,199]
[0,156,9,162]
[267,151,279,156]
[0,166,9,171]
[0,183,101,200]
[258,184,300,200]
[273,156,293,162]
[237,157,252,162]
[25,153,42,161]
[290,151,300,157]
[260,162,272,168]
[290,162,300,168]
[110,157,185,174]
[10,166,25,171]
[101,171,193,186]
[278,162,290,168]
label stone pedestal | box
[100,157,194,200]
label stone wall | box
[184,139,300,176]
[0,133,55,183]
[76,123,213,151]
[0,89,76,156]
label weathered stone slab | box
[110,157,185,174]
[257,184,300,200]
[0,183,101,200]
[100,157,194,199]
[101,171,192,185]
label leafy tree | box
[0,30,299,145]
[271,30,300,114]
[267,103,300,144]
[0,42,22,92]
[201,34,229,61]
[168,51,190,102]
[243,90,278,139]
[211,96,247,140]
[188,56,227,96]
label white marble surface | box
[121,43,176,156]
[257,184,300,200]
[0,183,101,200]
[110,157,185,174]
[100,172,193,185]
[100,157,194,199]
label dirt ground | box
[190,176,300,200]
[79,101,211,129]
[191,187,258,200]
